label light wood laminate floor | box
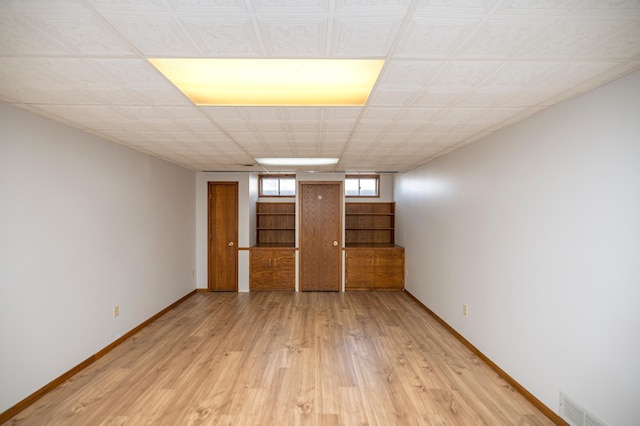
[6,292,554,425]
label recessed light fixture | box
[148,58,384,106]
[256,158,339,166]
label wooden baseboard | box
[403,290,567,426]
[196,288,210,293]
[0,290,197,424]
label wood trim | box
[0,290,197,424]
[258,174,296,198]
[402,290,568,426]
[345,174,381,198]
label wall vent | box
[559,392,607,426]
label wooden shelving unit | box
[345,202,395,246]
[256,202,295,247]
[345,202,403,291]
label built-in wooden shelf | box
[256,202,295,247]
[345,202,395,246]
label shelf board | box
[257,227,295,230]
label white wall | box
[0,104,196,414]
[394,70,640,426]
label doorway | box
[208,182,238,292]
[299,182,342,291]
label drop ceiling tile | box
[4,0,639,173]
[323,120,356,132]
[367,88,421,106]
[213,120,256,132]
[260,132,293,142]
[491,0,574,17]
[376,61,441,90]
[576,20,640,59]
[181,16,261,56]
[354,120,392,132]
[226,132,264,143]
[395,107,443,122]
[324,107,361,120]
[19,10,135,56]
[360,107,403,121]
[429,61,504,90]
[0,9,73,55]
[166,0,248,13]
[0,58,66,91]
[411,90,466,107]
[331,16,402,56]
[98,14,201,56]
[258,18,327,56]
[252,0,329,13]
[455,19,557,58]
[414,0,497,16]
[395,17,481,58]
[290,133,321,143]
[29,104,128,126]
[251,122,289,131]
[480,61,561,90]
[287,122,323,132]
[517,20,630,59]
[86,0,169,13]
[282,107,323,121]
[573,0,640,18]
[202,107,247,121]
[320,132,351,143]
[88,59,170,88]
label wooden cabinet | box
[250,248,295,291]
[256,202,295,247]
[345,202,395,245]
[345,247,404,291]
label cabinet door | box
[250,250,273,290]
[375,249,404,290]
[345,249,375,290]
[272,250,295,290]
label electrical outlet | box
[463,304,468,316]
[113,305,119,318]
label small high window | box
[345,175,379,197]
[259,174,296,197]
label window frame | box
[258,174,297,197]
[345,174,380,198]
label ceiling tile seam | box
[8,11,76,56]
[197,109,260,164]
[80,0,150,60]
[334,0,421,163]
[574,19,640,60]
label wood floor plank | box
[5,292,555,425]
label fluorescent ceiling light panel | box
[148,58,384,106]
[256,158,339,166]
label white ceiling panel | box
[0,0,638,172]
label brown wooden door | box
[208,182,238,291]
[299,182,342,291]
